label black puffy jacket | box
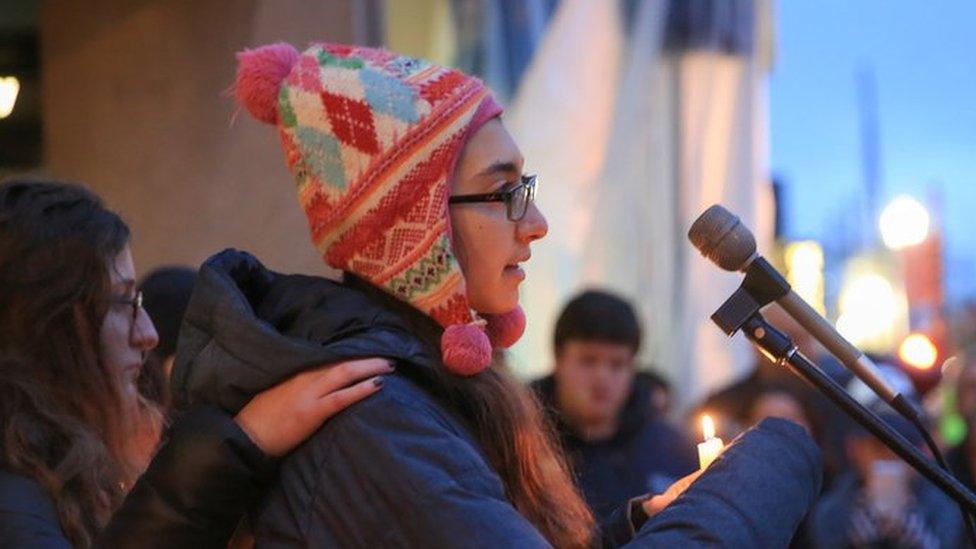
[171,249,824,548]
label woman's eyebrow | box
[477,161,520,178]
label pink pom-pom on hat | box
[441,323,493,376]
[439,307,524,376]
[483,306,526,349]
[235,42,300,124]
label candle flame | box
[701,415,715,440]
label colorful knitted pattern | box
[235,42,514,375]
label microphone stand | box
[729,310,976,515]
[689,204,976,536]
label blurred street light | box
[0,76,19,119]
[784,241,826,315]
[835,254,909,354]
[898,333,938,370]
[879,196,930,250]
[836,273,900,346]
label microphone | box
[688,204,913,417]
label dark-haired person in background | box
[136,266,197,411]
[532,290,697,523]
[806,407,964,548]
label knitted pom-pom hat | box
[234,42,525,376]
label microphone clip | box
[711,257,791,336]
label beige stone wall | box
[40,0,381,277]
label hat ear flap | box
[235,42,300,124]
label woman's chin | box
[469,291,519,316]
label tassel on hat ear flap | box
[441,323,492,376]
[235,42,300,124]
[484,306,526,349]
[440,306,526,376]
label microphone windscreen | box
[687,205,757,271]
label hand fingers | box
[311,358,394,396]
[644,469,705,517]
[271,358,392,399]
[667,469,702,496]
[315,376,385,419]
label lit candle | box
[697,415,724,469]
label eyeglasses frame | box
[448,174,538,222]
[109,290,144,335]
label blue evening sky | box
[770,0,976,301]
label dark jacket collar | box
[531,372,654,446]
[344,273,444,361]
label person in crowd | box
[135,266,197,410]
[0,180,391,548]
[170,40,824,548]
[948,345,976,492]
[806,407,964,548]
[747,383,816,435]
[531,290,697,522]
[637,369,674,417]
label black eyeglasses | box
[110,291,144,329]
[448,174,538,222]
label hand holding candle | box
[643,415,723,518]
[697,414,725,469]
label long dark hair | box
[443,363,596,547]
[400,348,595,547]
[0,179,141,547]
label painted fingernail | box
[373,376,385,387]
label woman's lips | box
[505,253,530,281]
[124,363,143,380]
[504,264,526,280]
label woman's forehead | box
[108,246,136,284]
[463,119,524,174]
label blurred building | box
[1,0,383,276]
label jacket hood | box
[171,249,441,414]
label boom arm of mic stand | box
[739,312,976,515]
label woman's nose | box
[517,202,548,243]
[131,307,159,352]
